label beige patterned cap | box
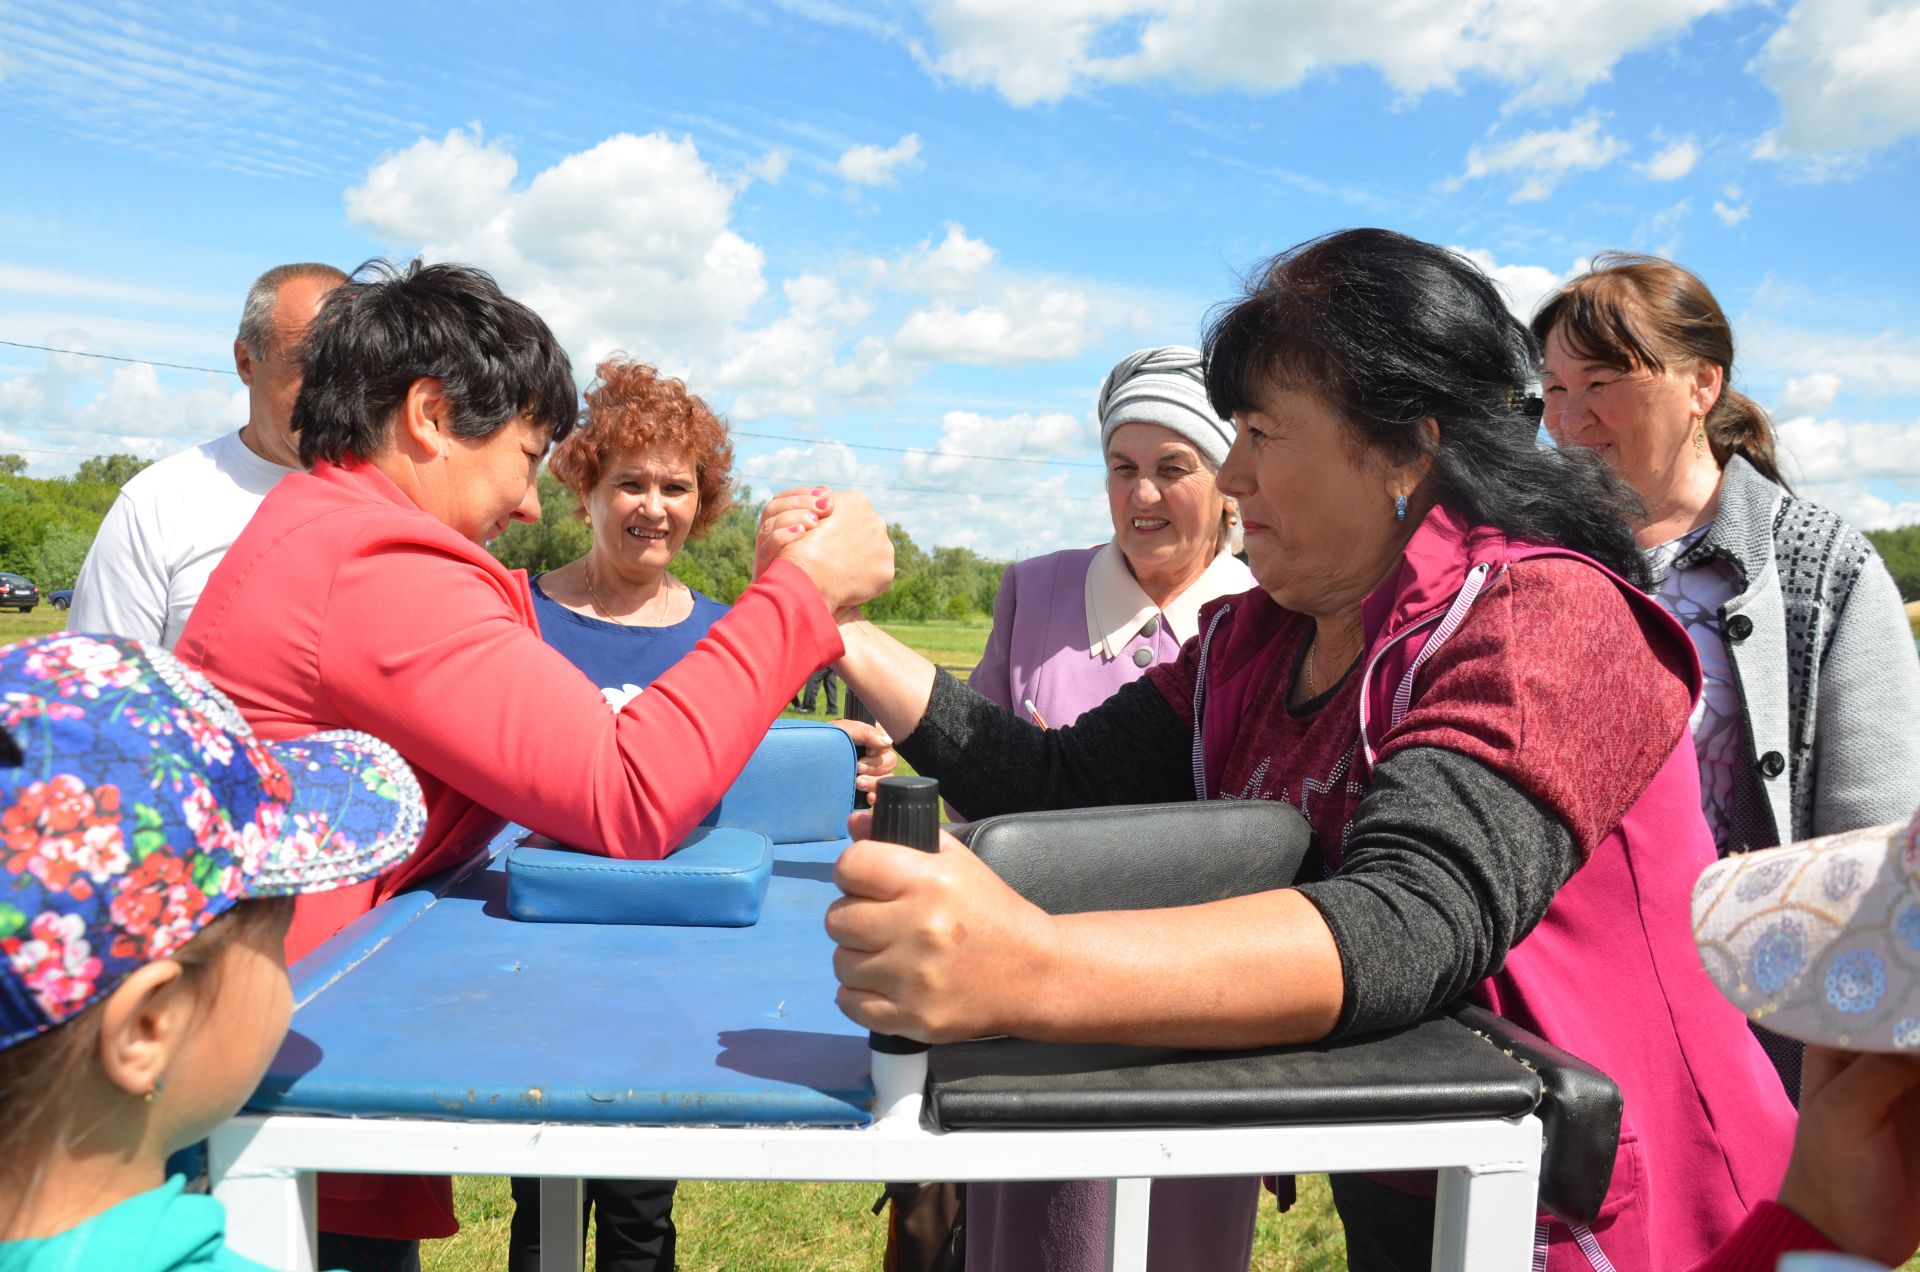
[1692,808,1920,1052]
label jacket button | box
[1757,751,1785,779]
[1132,647,1154,668]
[1726,614,1753,640]
[1139,615,1159,638]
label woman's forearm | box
[831,616,938,741]
[832,831,1346,1048]
[1021,889,1346,1047]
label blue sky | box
[2,0,1916,558]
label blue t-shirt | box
[530,575,729,708]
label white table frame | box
[211,1060,1545,1272]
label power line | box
[0,339,236,377]
[733,427,1102,469]
[755,476,1092,503]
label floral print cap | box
[1693,807,1920,1052]
[0,633,424,1052]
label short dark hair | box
[291,259,578,468]
[1204,228,1650,588]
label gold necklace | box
[1303,631,1319,699]
[585,558,671,627]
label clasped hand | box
[826,808,1056,1044]
[752,486,893,614]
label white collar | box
[1083,541,1255,660]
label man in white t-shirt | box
[68,262,347,648]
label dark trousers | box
[1328,1172,1437,1272]
[508,1176,677,1272]
[316,1233,421,1272]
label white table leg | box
[211,1166,317,1272]
[1430,1153,1541,1272]
[1104,1177,1152,1272]
[539,1177,585,1272]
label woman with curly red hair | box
[531,357,737,689]
[510,356,891,1271]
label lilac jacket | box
[971,544,1254,729]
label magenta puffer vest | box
[1195,507,1795,1272]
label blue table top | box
[249,824,875,1127]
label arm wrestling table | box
[209,823,1558,1272]
[208,723,1580,1271]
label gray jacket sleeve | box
[1809,554,1920,836]
[1297,745,1582,1038]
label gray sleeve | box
[1296,745,1582,1038]
[1808,552,1920,836]
[896,668,1194,818]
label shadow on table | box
[717,1027,873,1109]
[772,859,837,884]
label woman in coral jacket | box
[175,259,893,1270]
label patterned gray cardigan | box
[1676,455,1920,850]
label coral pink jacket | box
[178,458,841,1239]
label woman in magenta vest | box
[823,229,1795,1272]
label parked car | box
[50,589,73,611]
[0,573,38,612]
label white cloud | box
[346,127,767,370]
[749,149,791,184]
[920,0,1741,108]
[1780,371,1843,415]
[710,274,895,420]
[894,281,1099,365]
[1450,248,1586,322]
[836,133,922,186]
[1640,137,1701,181]
[1454,115,1630,202]
[893,224,998,294]
[735,409,1110,556]
[0,351,245,469]
[1743,324,1920,397]
[1777,413,1920,484]
[1713,185,1752,225]
[924,409,1095,466]
[1757,0,1920,155]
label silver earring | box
[1394,494,1407,523]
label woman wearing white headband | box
[968,346,1255,735]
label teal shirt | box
[0,1176,320,1272]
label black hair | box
[291,259,579,468]
[1204,228,1650,588]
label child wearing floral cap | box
[1691,807,1920,1270]
[0,633,423,1270]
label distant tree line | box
[0,453,152,589]
[29,448,1895,613]
[489,473,1009,621]
[1866,526,1920,603]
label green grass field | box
[424,1174,1349,1271]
